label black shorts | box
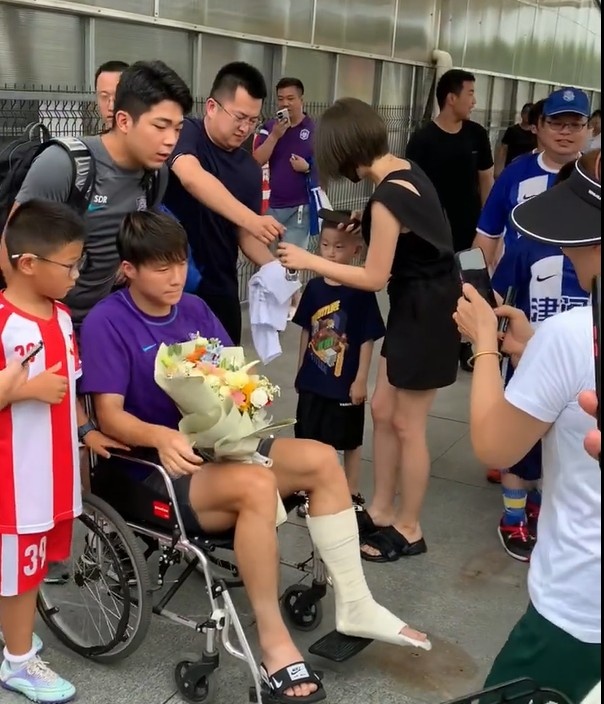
[382,273,461,390]
[144,438,276,534]
[295,391,364,451]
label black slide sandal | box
[361,526,427,563]
[260,662,326,703]
[355,508,379,539]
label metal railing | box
[0,88,515,302]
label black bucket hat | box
[510,154,601,248]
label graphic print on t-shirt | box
[308,300,349,378]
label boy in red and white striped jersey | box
[0,200,125,704]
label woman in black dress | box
[278,98,460,561]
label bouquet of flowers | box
[154,335,295,462]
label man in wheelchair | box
[78,211,431,702]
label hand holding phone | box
[318,208,359,228]
[276,107,290,121]
[455,248,498,308]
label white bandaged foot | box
[306,508,432,652]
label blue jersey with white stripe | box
[477,152,560,249]
[492,239,589,327]
[479,151,588,326]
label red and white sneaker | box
[498,520,536,562]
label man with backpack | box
[0,60,193,588]
[0,60,193,327]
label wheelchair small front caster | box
[281,583,323,632]
[174,654,218,703]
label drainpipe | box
[431,49,453,118]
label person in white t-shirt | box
[454,149,601,701]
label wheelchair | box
[36,445,371,703]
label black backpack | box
[0,122,162,288]
[0,122,97,233]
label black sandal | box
[361,526,427,563]
[355,507,378,539]
[260,662,326,703]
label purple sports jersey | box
[256,116,315,208]
[79,289,231,429]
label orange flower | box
[186,346,206,363]
[242,382,257,399]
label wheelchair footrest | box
[308,630,373,662]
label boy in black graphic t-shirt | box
[293,223,385,514]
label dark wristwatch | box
[78,420,97,442]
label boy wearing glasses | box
[0,200,123,703]
[166,62,283,345]
[471,88,591,562]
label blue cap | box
[543,88,590,118]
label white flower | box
[218,386,231,400]
[205,374,222,389]
[250,388,269,409]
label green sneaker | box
[0,657,75,703]
[0,632,43,654]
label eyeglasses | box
[544,118,588,133]
[212,98,262,129]
[96,91,115,104]
[10,253,87,278]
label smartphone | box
[455,248,498,308]
[592,275,601,431]
[276,108,290,123]
[318,208,357,227]
[21,340,44,367]
[498,286,517,337]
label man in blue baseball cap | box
[472,86,591,561]
[543,87,591,120]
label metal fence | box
[0,89,515,301]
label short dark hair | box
[113,60,193,122]
[315,98,389,182]
[521,102,534,114]
[118,210,188,267]
[276,77,304,96]
[94,60,129,86]
[5,200,86,264]
[436,69,476,110]
[529,99,546,127]
[210,62,267,102]
[591,109,602,120]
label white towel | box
[248,261,301,364]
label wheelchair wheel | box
[281,584,323,632]
[175,655,217,704]
[38,493,153,663]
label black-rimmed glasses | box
[10,253,87,278]
[211,98,263,129]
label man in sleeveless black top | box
[278,97,461,563]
